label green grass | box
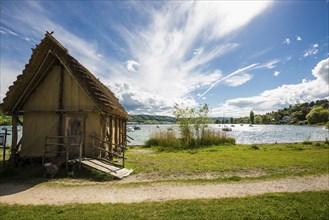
[127,142,329,179]
[1,191,328,219]
[1,142,328,185]
[0,147,10,161]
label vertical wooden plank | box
[11,114,18,159]
[119,118,122,146]
[115,117,119,152]
[57,65,64,155]
[101,114,107,158]
[109,116,113,160]
[122,119,125,144]
[3,128,8,168]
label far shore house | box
[0,32,130,171]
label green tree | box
[173,103,212,144]
[173,104,195,145]
[250,111,255,124]
[306,106,329,124]
[261,115,269,124]
[194,104,211,139]
[254,115,262,124]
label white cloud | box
[0,60,22,101]
[296,36,302,41]
[213,58,329,117]
[312,58,329,84]
[274,71,280,77]
[224,73,253,87]
[303,44,319,57]
[258,59,280,69]
[108,1,272,112]
[283,38,290,45]
[1,1,273,115]
[109,82,196,115]
[125,60,140,72]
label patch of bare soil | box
[120,168,267,183]
[1,175,328,205]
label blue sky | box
[0,1,328,117]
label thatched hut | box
[0,32,129,166]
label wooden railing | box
[89,134,127,167]
[43,135,83,170]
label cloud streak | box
[199,63,259,98]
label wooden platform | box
[80,158,133,179]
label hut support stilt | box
[11,114,18,160]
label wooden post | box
[2,128,8,168]
[11,114,18,160]
[79,134,83,169]
[101,115,107,158]
[57,65,64,154]
[109,116,113,160]
[66,134,70,171]
[115,117,119,152]
[119,118,122,146]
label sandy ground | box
[1,174,328,205]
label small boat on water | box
[134,126,141,130]
[231,125,235,127]
[222,126,232,131]
[127,126,134,132]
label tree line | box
[235,99,329,126]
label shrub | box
[251,145,260,150]
[302,140,312,145]
[144,130,181,149]
[144,129,235,151]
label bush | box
[251,145,260,150]
[144,129,235,151]
[144,130,181,149]
[302,140,312,145]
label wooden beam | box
[109,116,113,158]
[101,115,107,158]
[11,114,18,159]
[123,120,127,144]
[115,118,119,152]
[57,65,64,139]
[18,109,99,113]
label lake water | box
[126,124,329,145]
[1,124,328,146]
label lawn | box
[1,191,328,220]
[1,142,328,184]
[126,142,329,181]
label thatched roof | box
[1,32,129,119]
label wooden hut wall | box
[62,67,101,155]
[21,65,61,157]
[21,112,57,157]
[62,68,99,111]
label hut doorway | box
[65,116,84,157]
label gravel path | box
[1,175,328,205]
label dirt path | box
[1,175,328,205]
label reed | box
[144,129,235,150]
